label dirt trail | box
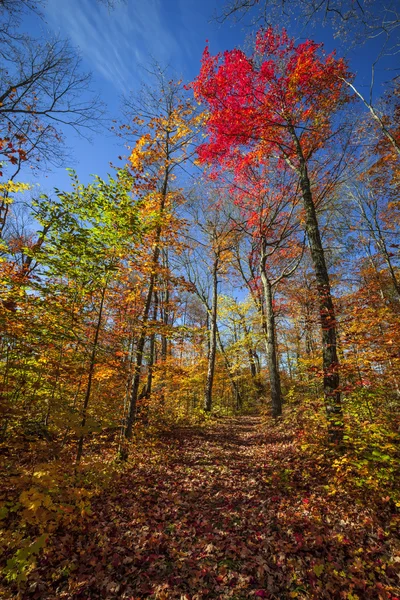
[29,417,399,600]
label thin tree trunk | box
[61,373,83,449]
[239,315,264,400]
[286,346,293,380]
[124,165,170,442]
[260,250,282,418]
[44,345,64,427]
[248,348,257,378]
[341,78,400,157]
[355,195,400,298]
[234,247,273,407]
[365,251,400,397]
[124,276,156,438]
[161,249,169,360]
[204,257,219,412]
[143,289,158,399]
[216,324,243,410]
[76,286,106,465]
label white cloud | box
[44,0,182,91]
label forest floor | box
[3,416,400,599]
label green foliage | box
[282,391,400,506]
[4,533,47,583]
[31,169,142,288]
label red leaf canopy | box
[192,27,353,171]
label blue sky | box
[22,0,398,196]
[23,0,245,193]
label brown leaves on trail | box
[5,417,400,600]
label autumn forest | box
[0,0,399,598]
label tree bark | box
[124,267,157,439]
[341,79,400,157]
[161,249,170,360]
[142,289,158,400]
[76,285,106,465]
[290,127,343,443]
[204,257,219,412]
[124,162,170,442]
[216,323,243,410]
[260,248,282,418]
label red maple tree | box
[192,27,353,441]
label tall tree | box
[192,27,352,441]
[182,193,238,413]
[230,159,303,417]
[28,170,141,462]
[120,75,200,447]
[218,0,400,156]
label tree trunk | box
[239,315,264,400]
[142,290,158,400]
[290,129,343,443]
[161,249,170,360]
[76,285,106,465]
[342,79,400,157]
[124,272,156,439]
[124,165,170,443]
[204,257,219,412]
[216,323,243,410]
[260,251,282,418]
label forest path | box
[34,416,399,600]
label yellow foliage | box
[0,181,31,194]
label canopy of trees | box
[0,2,399,599]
